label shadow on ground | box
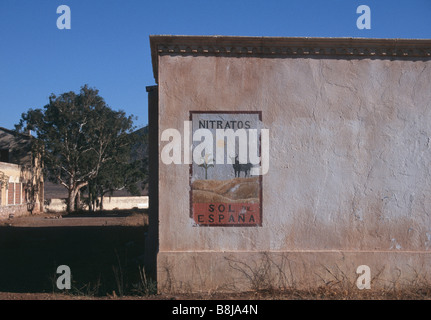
[0,224,148,295]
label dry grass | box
[2,212,431,300]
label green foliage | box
[16,84,141,212]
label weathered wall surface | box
[0,204,28,219]
[0,162,31,218]
[45,196,149,212]
[153,36,431,292]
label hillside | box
[192,177,260,203]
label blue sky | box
[0,0,430,130]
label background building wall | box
[44,196,149,212]
[0,127,44,217]
[0,162,29,218]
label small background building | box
[0,127,44,218]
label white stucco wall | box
[153,36,431,293]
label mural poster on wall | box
[190,111,262,227]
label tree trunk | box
[67,188,78,213]
[89,190,96,212]
[66,182,88,213]
[89,195,94,212]
[75,190,81,211]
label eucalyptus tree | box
[16,85,138,213]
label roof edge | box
[149,35,431,83]
[0,127,31,139]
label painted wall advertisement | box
[190,111,263,227]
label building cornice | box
[149,35,431,83]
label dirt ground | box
[1,211,431,301]
[1,211,147,228]
[0,210,151,300]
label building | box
[0,127,44,218]
[148,35,431,293]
